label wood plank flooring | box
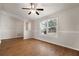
[0,38,79,56]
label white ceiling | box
[0,3,79,20]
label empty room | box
[0,3,79,56]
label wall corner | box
[0,40,1,44]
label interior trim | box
[59,31,79,33]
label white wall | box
[34,7,79,51]
[0,11,24,40]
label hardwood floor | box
[0,38,79,56]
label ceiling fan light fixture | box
[31,4,35,8]
[22,3,44,15]
[31,9,36,13]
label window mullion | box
[46,20,48,34]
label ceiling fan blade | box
[36,11,39,15]
[28,12,31,15]
[36,9,44,11]
[22,8,30,10]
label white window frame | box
[40,17,58,37]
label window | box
[40,17,58,35]
[40,20,47,34]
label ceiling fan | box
[22,3,44,15]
